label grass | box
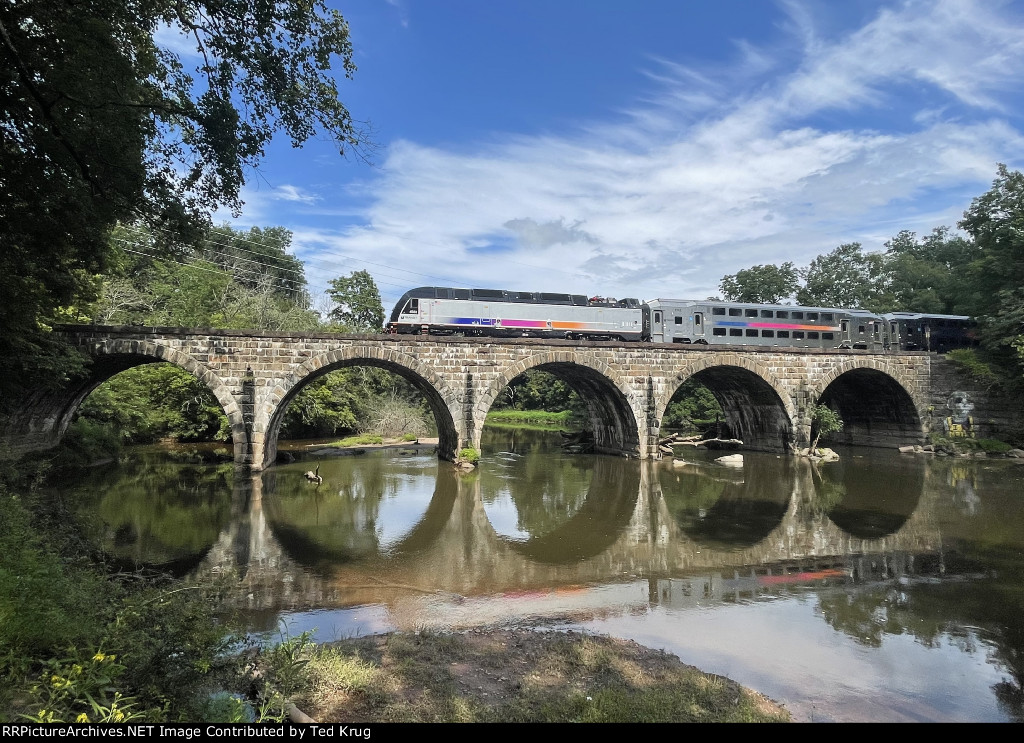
[485,410,579,430]
[328,433,384,447]
[290,630,790,724]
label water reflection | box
[815,454,924,538]
[50,431,1024,722]
[261,455,456,569]
[660,456,792,549]
[67,449,234,573]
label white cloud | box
[272,185,319,204]
[251,0,1024,305]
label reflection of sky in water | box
[481,489,530,541]
[373,461,436,548]
[262,606,395,645]
[575,594,1011,723]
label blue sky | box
[211,0,1024,312]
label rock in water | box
[716,454,744,467]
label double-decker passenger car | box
[885,312,977,352]
[643,299,888,350]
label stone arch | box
[659,354,797,453]
[259,345,462,470]
[474,350,645,458]
[808,358,925,448]
[4,336,247,461]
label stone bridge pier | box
[1,326,985,471]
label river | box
[49,427,1024,722]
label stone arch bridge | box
[4,325,958,470]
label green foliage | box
[96,224,321,332]
[492,370,588,431]
[928,434,1012,455]
[331,434,384,447]
[662,379,723,431]
[1,0,366,400]
[946,349,1003,391]
[486,410,578,430]
[79,364,229,444]
[327,270,385,332]
[0,495,108,668]
[719,262,799,304]
[809,404,844,451]
[459,448,480,464]
[883,228,978,314]
[20,650,143,723]
[797,243,889,310]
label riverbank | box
[279,628,791,723]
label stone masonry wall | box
[1,326,941,469]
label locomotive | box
[386,286,976,353]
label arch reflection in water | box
[657,453,793,550]
[479,451,640,564]
[66,448,233,574]
[814,451,924,539]
[261,453,455,570]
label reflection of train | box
[387,287,977,352]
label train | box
[386,286,977,353]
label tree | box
[0,0,367,405]
[883,227,977,315]
[809,404,844,453]
[327,271,385,332]
[94,224,319,331]
[719,262,799,304]
[796,243,889,310]
[958,164,1024,373]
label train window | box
[675,316,683,325]
[729,328,743,337]
[858,325,866,333]
[454,289,472,299]
[403,299,419,314]
[822,313,834,322]
[791,311,804,319]
[571,295,588,306]
[776,311,789,319]
[694,313,702,327]
[729,308,742,316]
[793,331,805,339]
[713,328,727,336]
[514,292,534,301]
[822,332,834,340]
[745,309,758,317]
[712,307,726,316]
[807,312,819,321]
[760,310,774,318]
[745,329,758,337]
[761,329,775,338]
[808,331,819,339]
[654,311,662,324]
[434,288,451,298]
[777,330,790,338]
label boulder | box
[716,454,744,467]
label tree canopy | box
[719,262,799,304]
[717,164,1024,382]
[327,270,385,332]
[0,0,366,403]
